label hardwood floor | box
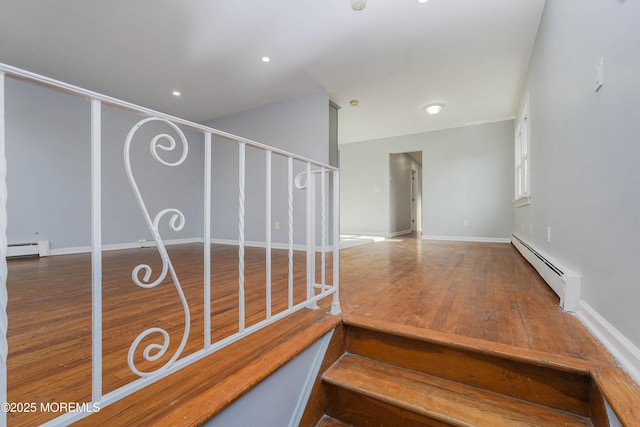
[5,235,618,425]
[338,235,611,363]
[6,243,333,426]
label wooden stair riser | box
[323,355,592,427]
[325,384,450,427]
[346,325,591,417]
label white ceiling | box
[0,0,545,144]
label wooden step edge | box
[343,313,613,374]
[324,354,592,427]
[591,366,640,426]
[315,415,353,427]
[73,310,340,426]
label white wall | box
[514,0,640,363]
[5,78,330,251]
[204,91,330,245]
[5,78,204,250]
[341,120,514,240]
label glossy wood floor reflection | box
[6,244,334,426]
[339,235,611,363]
[6,235,615,426]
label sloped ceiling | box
[0,0,545,143]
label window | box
[514,93,530,207]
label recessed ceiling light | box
[172,91,181,97]
[261,56,271,63]
[425,103,444,115]
[350,100,359,107]
[418,0,429,3]
[351,0,367,11]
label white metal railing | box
[0,63,340,426]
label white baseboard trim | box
[46,237,339,256]
[422,235,511,244]
[388,229,412,238]
[340,231,388,239]
[48,238,204,256]
[210,238,336,253]
[511,234,580,312]
[577,300,640,384]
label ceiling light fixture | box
[418,0,429,3]
[261,56,271,63]
[351,0,366,11]
[425,103,444,115]
[172,91,181,97]
[350,100,359,107]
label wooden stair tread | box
[324,354,592,427]
[343,313,612,372]
[591,366,640,426]
[344,322,593,417]
[73,309,339,426]
[315,415,353,427]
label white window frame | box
[514,93,531,207]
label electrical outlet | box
[274,221,280,230]
[463,219,469,227]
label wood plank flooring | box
[338,235,611,363]
[6,243,334,426]
[5,234,617,426]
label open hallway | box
[6,237,639,425]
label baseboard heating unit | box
[511,234,580,312]
[7,241,50,258]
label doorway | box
[388,151,422,238]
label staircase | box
[312,315,639,427]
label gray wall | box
[513,0,640,348]
[6,80,330,251]
[205,331,332,427]
[204,90,330,245]
[341,120,514,239]
[5,78,204,250]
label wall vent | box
[7,241,50,258]
[511,234,580,312]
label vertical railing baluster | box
[331,170,341,315]
[0,71,8,427]
[265,151,272,319]
[238,143,246,332]
[90,99,103,403]
[306,162,318,309]
[320,168,326,291]
[0,63,343,426]
[204,132,212,349]
[287,157,293,309]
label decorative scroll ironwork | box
[123,117,190,377]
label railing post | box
[306,163,319,309]
[0,71,8,427]
[331,170,341,315]
[238,142,246,332]
[287,157,294,309]
[204,132,212,349]
[265,151,272,319]
[90,99,103,403]
[320,168,327,291]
